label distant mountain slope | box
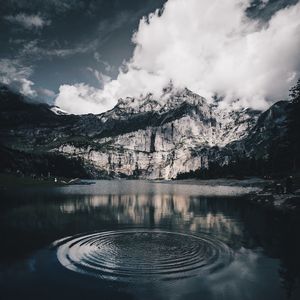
[0,83,299,179]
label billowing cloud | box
[55,83,114,115]
[56,0,300,113]
[4,13,51,30]
[19,78,36,97]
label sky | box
[1,0,300,114]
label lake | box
[0,180,299,300]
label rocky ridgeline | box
[56,88,261,179]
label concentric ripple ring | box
[55,229,233,282]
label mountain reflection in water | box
[59,194,244,244]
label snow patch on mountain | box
[50,106,69,115]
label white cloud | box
[20,39,95,59]
[0,58,37,97]
[34,88,56,104]
[19,78,36,97]
[56,0,300,113]
[55,83,114,115]
[94,52,101,63]
[36,87,56,100]
[4,13,51,30]
[87,67,111,87]
[94,52,112,72]
[39,88,56,98]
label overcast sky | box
[1,0,300,114]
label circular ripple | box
[55,229,233,282]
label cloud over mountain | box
[56,83,114,114]
[56,0,300,114]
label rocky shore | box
[248,177,300,213]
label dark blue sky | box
[0,0,166,100]
[0,0,298,105]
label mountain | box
[0,83,299,179]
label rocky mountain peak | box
[115,86,207,115]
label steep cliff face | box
[54,88,260,179]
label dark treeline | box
[0,145,91,179]
[176,157,293,180]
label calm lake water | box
[0,180,299,300]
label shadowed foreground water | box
[0,180,299,300]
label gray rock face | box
[54,88,260,179]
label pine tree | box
[288,79,300,171]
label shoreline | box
[1,173,299,214]
[0,173,87,189]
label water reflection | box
[59,194,243,246]
[0,180,299,300]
